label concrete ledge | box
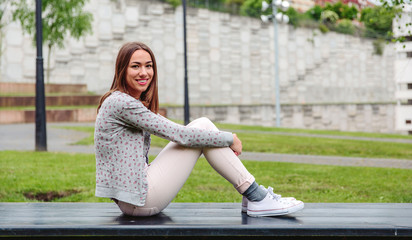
[0,95,101,107]
[0,108,167,124]
[0,109,97,124]
[0,203,411,239]
[0,82,88,95]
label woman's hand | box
[230,133,242,156]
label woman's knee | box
[188,117,217,130]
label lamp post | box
[182,0,190,125]
[261,0,289,128]
[35,0,47,151]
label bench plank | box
[1,203,411,238]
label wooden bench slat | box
[0,203,411,238]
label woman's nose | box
[139,68,147,76]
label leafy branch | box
[12,0,93,83]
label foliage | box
[335,19,356,35]
[319,23,330,33]
[0,1,10,66]
[323,1,358,20]
[224,0,244,12]
[240,0,265,17]
[360,6,399,39]
[284,7,299,27]
[165,0,410,42]
[12,0,93,83]
[306,5,323,21]
[321,9,339,24]
[373,38,385,55]
[165,0,182,8]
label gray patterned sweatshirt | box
[94,91,234,206]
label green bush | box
[321,10,339,24]
[306,5,323,21]
[284,7,300,27]
[323,1,358,20]
[360,6,399,39]
[373,38,385,55]
[240,0,264,18]
[319,23,330,33]
[335,19,356,35]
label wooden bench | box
[1,203,411,239]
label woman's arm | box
[116,95,233,148]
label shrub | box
[321,10,339,24]
[373,38,385,55]
[240,0,264,18]
[323,1,358,20]
[319,23,330,33]
[335,19,356,35]
[306,5,323,21]
[360,6,399,39]
[284,7,300,27]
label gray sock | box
[242,181,268,202]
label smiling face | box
[125,49,154,99]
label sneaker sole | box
[247,202,304,217]
[242,197,297,213]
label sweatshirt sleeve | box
[115,94,233,148]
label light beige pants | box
[117,117,255,216]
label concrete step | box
[0,108,97,124]
[0,95,101,107]
[0,107,167,124]
[0,82,89,95]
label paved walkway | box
[1,123,411,169]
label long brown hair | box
[97,42,159,113]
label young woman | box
[94,42,304,217]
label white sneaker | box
[241,186,296,213]
[246,186,304,217]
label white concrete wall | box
[165,103,396,133]
[0,0,399,132]
[394,5,412,133]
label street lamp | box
[182,0,190,125]
[35,0,47,151]
[261,0,289,127]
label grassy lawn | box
[1,151,411,203]
[59,124,412,160]
[215,122,412,140]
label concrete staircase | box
[0,82,99,124]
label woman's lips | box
[137,79,148,85]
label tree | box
[0,1,10,73]
[378,0,412,43]
[360,6,398,39]
[12,0,93,83]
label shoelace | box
[267,186,282,200]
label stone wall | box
[165,103,396,133]
[0,0,398,132]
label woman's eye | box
[131,65,139,68]
[146,64,152,68]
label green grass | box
[58,124,412,160]
[0,151,104,202]
[236,132,412,160]
[1,151,411,203]
[215,122,412,140]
